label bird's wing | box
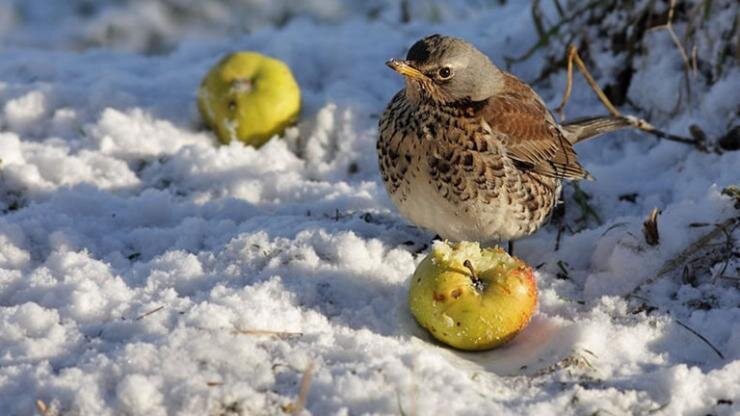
[479,75,590,180]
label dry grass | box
[281,362,315,415]
[642,208,661,246]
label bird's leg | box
[507,240,514,256]
[551,195,567,252]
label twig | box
[656,217,737,278]
[233,329,303,339]
[399,0,411,24]
[647,0,696,76]
[646,0,698,109]
[572,182,602,225]
[531,348,598,377]
[556,45,621,119]
[291,362,315,416]
[601,222,628,237]
[712,219,739,283]
[555,224,564,251]
[552,0,565,18]
[36,399,50,416]
[556,260,570,280]
[556,45,708,152]
[531,0,548,41]
[675,319,725,359]
[396,389,413,416]
[721,185,740,208]
[626,294,726,360]
[624,116,709,151]
[504,0,602,66]
[643,208,660,246]
[627,217,737,296]
[134,306,164,321]
[647,401,671,414]
[555,44,575,120]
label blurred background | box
[1,1,735,134]
[0,0,512,54]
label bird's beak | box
[386,59,425,80]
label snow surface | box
[0,1,738,415]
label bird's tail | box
[561,115,632,144]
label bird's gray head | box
[386,34,502,104]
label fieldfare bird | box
[378,34,630,246]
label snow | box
[1,1,739,415]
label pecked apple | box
[408,241,538,351]
[198,51,300,147]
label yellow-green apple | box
[198,51,300,147]
[409,241,537,350]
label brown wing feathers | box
[481,75,591,180]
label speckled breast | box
[377,92,561,242]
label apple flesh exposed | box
[198,51,301,147]
[409,241,537,351]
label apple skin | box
[408,241,537,351]
[198,52,301,147]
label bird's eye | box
[437,67,453,79]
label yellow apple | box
[409,241,537,351]
[197,51,301,147]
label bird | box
[377,34,630,250]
